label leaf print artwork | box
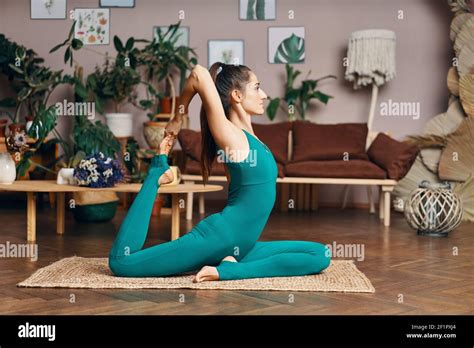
[74,8,110,45]
[274,33,305,63]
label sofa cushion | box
[367,133,419,180]
[183,158,285,178]
[178,129,202,161]
[285,160,387,179]
[291,121,369,162]
[252,121,292,164]
[183,158,226,176]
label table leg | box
[27,192,36,243]
[171,194,180,240]
[57,192,65,235]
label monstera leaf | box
[274,33,305,63]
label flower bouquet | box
[73,152,125,188]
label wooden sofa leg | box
[367,186,375,214]
[311,184,319,210]
[379,186,384,220]
[199,193,205,214]
[281,183,289,212]
[185,180,194,221]
[341,185,350,209]
[383,188,391,227]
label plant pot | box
[72,191,119,222]
[0,152,16,184]
[73,201,119,222]
[57,168,76,185]
[105,113,133,137]
[143,120,167,149]
[160,97,172,114]
[0,119,8,138]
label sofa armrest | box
[367,133,419,180]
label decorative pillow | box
[291,121,369,162]
[367,133,419,180]
[252,122,292,164]
[177,129,202,161]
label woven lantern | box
[404,181,463,236]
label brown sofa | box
[178,121,419,227]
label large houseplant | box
[138,20,197,149]
[0,34,72,179]
[266,63,337,121]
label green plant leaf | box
[114,36,124,52]
[125,37,134,51]
[275,34,305,63]
[71,39,83,50]
[64,47,71,65]
[266,97,280,121]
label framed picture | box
[153,26,189,47]
[99,0,135,7]
[268,26,305,64]
[74,8,110,45]
[208,40,245,68]
[239,0,276,20]
[31,0,67,19]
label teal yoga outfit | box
[109,128,331,279]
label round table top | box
[0,180,223,193]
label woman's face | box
[240,72,268,115]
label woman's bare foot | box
[193,266,219,283]
[158,169,174,185]
[220,256,237,263]
[157,134,175,185]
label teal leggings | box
[108,154,331,279]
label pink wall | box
[0,0,453,204]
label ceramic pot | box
[105,113,133,137]
[0,152,16,184]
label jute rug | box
[17,256,375,293]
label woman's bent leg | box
[216,240,331,280]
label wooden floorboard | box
[0,197,473,315]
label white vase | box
[105,113,133,137]
[57,168,76,185]
[0,152,16,184]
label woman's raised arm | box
[165,65,234,145]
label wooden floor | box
[0,196,473,315]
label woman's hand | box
[159,134,175,155]
[164,114,183,138]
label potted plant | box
[137,20,197,148]
[88,54,141,137]
[50,22,142,138]
[266,63,337,121]
[0,34,70,180]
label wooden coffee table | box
[0,181,223,243]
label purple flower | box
[73,152,125,188]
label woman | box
[108,63,331,282]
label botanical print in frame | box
[268,27,305,64]
[31,0,67,19]
[239,0,276,20]
[153,26,190,47]
[208,40,245,68]
[99,0,135,7]
[74,8,110,45]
